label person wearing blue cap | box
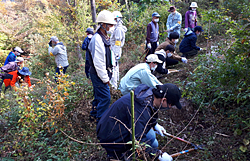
[146,12,161,56]
[179,26,204,58]
[82,27,94,78]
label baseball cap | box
[14,47,23,54]
[194,26,204,32]
[152,12,160,17]
[152,83,182,109]
[168,6,176,12]
[146,54,163,63]
[15,57,24,63]
[50,36,59,42]
[86,27,94,34]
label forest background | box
[0,0,249,160]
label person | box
[146,12,160,56]
[97,83,182,160]
[156,32,188,67]
[88,10,116,122]
[3,67,31,92]
[4,47,23,65]
[166,6,182,36]
[179,26,203,58]
[0,57,24,92]
[110,11,127,89]
[119,54,162,95]
[82,27,94,79]
[48,36,69,83]
[184,2,198,32]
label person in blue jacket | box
[179,26,203,58]
[82,27,94,78]
[97,83,182,161]
[4,47,23,65]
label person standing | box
[179,26,203,58]
[82,27,94,79]
[88,10,116,122]
[166,6,182,36]
[184,2,198,32]
[110,11,127,89]
[97,83,182,160]
[48,36,69,83]
[4,47,23,65]
[119,54,162,95]
[146,12,160,55]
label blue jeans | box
[146,128,158,148]
[90,73,111,119]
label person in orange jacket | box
[4,67,31,92]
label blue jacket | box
[4,52,16,65]
[81,37,91,61]
[179,30,200,53]
[97,84,158,155]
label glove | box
[157,42,159,47]
[147,43,152,49]
[158,152,173,161]
[167,52,172,57]
[184,28,188,32]
[170,27,173,31]
[200,48,203,51]
[154,123,166,137]
[181,57,188,63]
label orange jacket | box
[4,70,31,87]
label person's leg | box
[165,57,179,67]
[182,49,198,59]
[110,61,119,89]
[62,65,69,74]
[85,60,90,78]
[55,67,60,83]
[146,128,158,148]
[150,42,157,55]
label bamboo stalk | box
[130,90,135,161]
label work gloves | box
[158,152,173,161]
[154,123,166,137]
[157,41,159,47]
[147,43,152,49]
[181,57,188,63]
[200,48,203,51]
[184,28,188,32]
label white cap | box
[97,10,117,25]
[190,2,198,8]
[113,11,123,18]
[146,54,163,63]
[14,47,23,54]
[50,36,59,42]
[15,57,24,62]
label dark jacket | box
[179,30,200,53]
[81,37,91,61]
[0,62,19,78]
[155,53,168,74]
[4,52,16,65]
[97,84,158,155]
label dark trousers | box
[55,65,69,83]
[0,74,13,92]
[166,57,179,67]
[90,73,110,120]
[181,49,198,59]
[85,60,90,79]
[146,42,158,56]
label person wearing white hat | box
[4,47,24,65]
[119,54,163,95]
[88,10,116,122]
[184,2,198,32]
[110,11,127,90]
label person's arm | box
[89,34,110,83]
[185,11,189,28]
[81,37,89,50]
[48,45,59,56]
[195,12,197,26]
[140,69,162,88]
[8,54,16,63]
[146,23,152,44]
[171,13,182,30]
[26,76,31,87]
[190,36,200,50]
[10,71,18,87]
[155,63,168,74]
[170,53,183,62]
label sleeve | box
[91,35,110,83]
[190,36,200,50]
[146,24,152,44]
[8,54,16,63]
[140,70,162,88]
[10,72,18,87]
[155,64,168,74]
[166,15,171,29]
[48,46,59,56]
[195,12,197,26]
[171,13,182,30]
[26,76,31,87]
[81,37,89,50]
[185,11,189,28]
[170,53,183,62]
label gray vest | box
[149,21,159,43]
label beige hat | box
[146,54,163,63]
[190,2,198,8]
[15,57,24,62]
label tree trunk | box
[90,0,97,30]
